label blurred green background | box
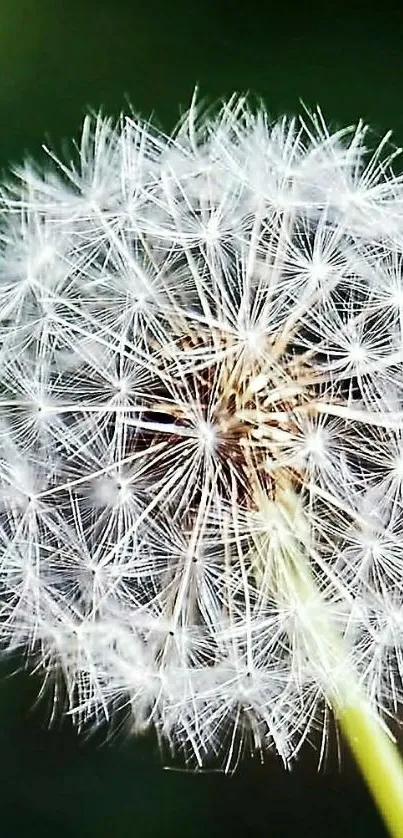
[0,0,401,834]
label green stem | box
[254,485,403,837]
[337,704,403,838]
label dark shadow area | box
[0,657,387,837]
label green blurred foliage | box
[0,0,402,164]
[0,0,399,834]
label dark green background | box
[1,0,401,834]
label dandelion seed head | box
[1,95,403,769]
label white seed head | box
[1,96,403,768]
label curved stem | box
[253,485,403,837]
[337,704,403,837]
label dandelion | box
[2,94,403,834]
